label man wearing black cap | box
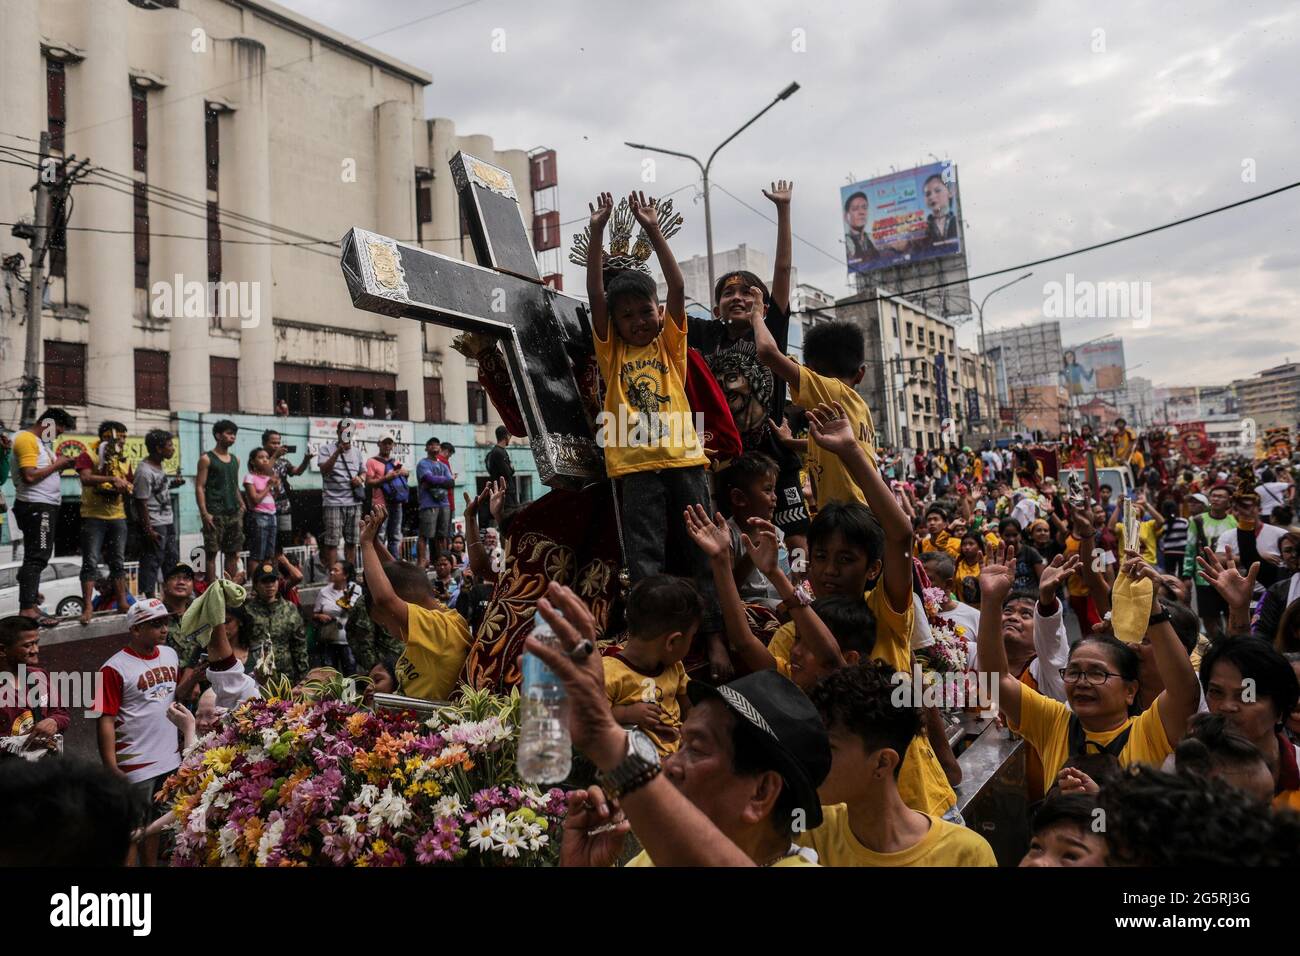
[160,563,199,679]
[528,581,829,867]
[244,561,307,683]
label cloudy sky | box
[282,0,1300,388]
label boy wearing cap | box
[159,563,199,675]
[803,659,996,866]
[96,598,180,864]
[244,561,308,682]
[366,434,410,560]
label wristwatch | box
[597,728,661,800]
[1148,607,1171,625]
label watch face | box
[629,729,660,765]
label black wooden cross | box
[339,152,602,487]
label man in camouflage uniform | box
[160,563,199,673]
[346,588,404,674]
[245,561,308,683]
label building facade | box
[957,346,999,443]
[838,287,980,452]
[1232,363,1299,433]
[0,0,549,441]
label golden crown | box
[568,196,684,274]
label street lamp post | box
[625,82,800,296]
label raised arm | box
[462,484,497,579]
[359,506,410,641]
[1196,545,1260,637]
[630,191,683,322]
[745,518,845,670]
[1033,553,1081,702]
[806,402,912,614]
[1123,554,1200,744]
[976,547,1024,725]
[748,287,802,391]
[763,180,793,312]
[684,505,776,675]
[586,192,613,340]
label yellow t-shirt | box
[603,653,688,756]
[920,532,961,559]
[796,803,996,867]
[78,441,130,521]
[592,310,708,478]
[790,365,877,509]
[395,603,472,702]
[768,586,957,817]
[13,429,42,470]
[1062,536,1090,597]
[1010,683,1173,783]
[1116,520,1158,565]
[625,848,818,867]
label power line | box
[710,182,845,266]
[799,179,1300,316]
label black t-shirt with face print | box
[688,300,792,449]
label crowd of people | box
[1,179,1298,870]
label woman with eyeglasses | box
[977,547,1201,785]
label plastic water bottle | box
[517,612,572,783]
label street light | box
[625,82,800,295]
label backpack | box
[380,458,409,505]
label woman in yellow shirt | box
[976,548,1201,784]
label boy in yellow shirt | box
[749,312,876,508]
[360,505,470,702]
[800,659,996,866]
[586,190,721,662]
[603,575,699,756]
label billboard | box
[1061,339,1125,396]
[841,161,962,275]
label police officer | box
[244,561,308,683]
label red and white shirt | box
[98,645,180,784]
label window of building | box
[205,106,219,192]
[905,321,913,342]
[938,335,945,351]
[206,200,221,284]
[132,86,148,173]
[424,377,445,422]
[924,397,932,413]
[47,60,66,153]
[467,381,488,425]
[928,330,935,347]
[134,182,149,290]
[43,340,85,405]
[210,356,238,413]
[134,349,169,409]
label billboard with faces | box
[841,161,963,275]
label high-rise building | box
[1231,363,1299,433]
[655,243,799,312]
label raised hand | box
[762,179,794,206]
[806,401,857,457]
[741,518,781,578]
[1119,548,1161,585]
[628,191,659,231]
[978,544,1016,603]
[589,191,614,231]
[1057,766,1100,795]
[488,476,508,523]
[463,485,491,523]
[1038,552,1081,600]
[359,506,387,546]
[1070,504,1095,538]
[683,504,731,560]
[1196,545,1260,611]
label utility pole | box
[19,131,52,428]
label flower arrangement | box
[917,586,974,709]
[159,677,566,867]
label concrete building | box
[787,281,835,364]
[1232,363,1299,433]
[0,0,548,440]
[837,286,976,452]
[980,320,1071,436]
[957,346,999,443]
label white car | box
[0,557,88,618]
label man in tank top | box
[194,419,245,584]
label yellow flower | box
[370,839,389,855]
[204,746,237,774]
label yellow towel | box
[1110,573,1153,644]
